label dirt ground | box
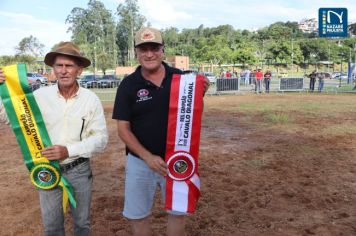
[1,94,356,236]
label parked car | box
[27,72,48,84]
[79,74,101,88]
[97,75,120,88]
[200,72,217,84]
[331,72,348,80]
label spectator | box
[32,79,43,91]
[250,69,256,90]
[245,69,251,85]
[255,69,263,93]
[309,70,317,92]
[225,70,232,78]
[264,70,272,93]
[317,72,325,93]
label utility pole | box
[291,37,294,76]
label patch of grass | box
[267,113,291,124]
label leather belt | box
[60,157,88,172]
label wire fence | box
[35,76,356,103]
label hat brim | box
[44,52,91,68]
[134,41,164,48]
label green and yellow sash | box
[0,64,76,212]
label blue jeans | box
[39,161,93,236]
[255,79,262,93]
[318,80,324,92]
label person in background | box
[31,79,42,91]
[112,27,209,236]
[264,70,272,93]
[255,68,263,93]
[0,42,108,236]
[225,70,232,78]
[309,70,317,92]
[245,68,251,85]
[317,72,325,93]
[250,69,256,90]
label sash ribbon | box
[165,74,204,213]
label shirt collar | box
[56,81,81,99]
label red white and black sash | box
[165,73,204,213]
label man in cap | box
[112,27,209,236]
[0,42,108,236]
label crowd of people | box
[220,68,273,93]
[308,70,329,93]
[218,68,337,93]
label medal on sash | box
[165,73,204,213]
[0,64,76,212]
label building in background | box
[298,18,318,33]
[166,56,189,71]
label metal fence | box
[279,78,304,91]
[207,77,356,95]
[50,76,355,103]
[216,78,239,92]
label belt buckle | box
[60,159,79,172]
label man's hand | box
[143,154,167,176]
[0,69,6,84]
[203,76,210,94]
[42,145,69,161]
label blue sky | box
[0,0,355,55]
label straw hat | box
[44,42,91,68]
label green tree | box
[116,0,146,65]
[15,35,45,57]
[66,0,117,73]
[349,23,356,36]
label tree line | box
[1,0,356,74]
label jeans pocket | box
[74,160,90,175]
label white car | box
[27,72,48,84]
[331,72,347,80]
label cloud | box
[0,11,70,55]
[139,0,192,29]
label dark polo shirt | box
[112,62,182,159]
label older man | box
[0,42,108,236]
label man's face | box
[135,43,164,72]
[53,55,83,88]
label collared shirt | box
[0,99,9,124]
[112,62,182,159]
[0,84,108,165]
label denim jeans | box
[39,161,93,236]
[318,80,324,93]
[255,79,262,93]
[265,79,270,93]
